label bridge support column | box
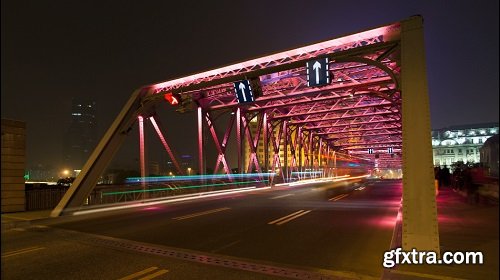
[401,16,440,254]
[138,116,146,179]
[138,115,147,198]
[236,108,242,173]
[283,121,288,182]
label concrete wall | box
[1,119,26,213]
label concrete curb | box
[1,219,32,230]
[381,203,403,279]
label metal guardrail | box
[25,187,69,211]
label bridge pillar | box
[401,16,440,254]
[138,115,147,197]
[197,106,204,175]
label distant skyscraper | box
[63,98,97,170]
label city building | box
[62,98,97,170]
[480,134,499,177]
[163,154,194,175]
[432,123,498,168]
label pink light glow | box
[366,213,399,228]
[151,24,400,92]
[437,214,463,224]
[142,206,162,211]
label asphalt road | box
[2,179,402,279]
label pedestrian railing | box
[25,187,69,211]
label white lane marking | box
[2,246,46,258]
[118,266,159,280]
[270,194,294,200]
[275,210,312,225]
[173,207,230,220]
[328,194,349,201]
[211,240,241,253]
[138,269,169,280]
[268,210,305,225]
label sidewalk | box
[1,209,52,231]
[385,186,499,280]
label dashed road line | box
[268,210,312,226]
[172,207,230,220]
[118,266,168,280]
[328,194,349,201]
[211,240,241,253]
[138,269,168,280]
[2,246,46,258]
[270,194,294,199]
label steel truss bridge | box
[52,16,439,254]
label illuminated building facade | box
[432,123,498,167]
[243,117,292,173]
[63,98,97,170]
[480,134,499,177]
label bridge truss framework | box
[52,16,439,254]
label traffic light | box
[164,93,181,105]
[164,92,193,113]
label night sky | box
[2,1,498,170]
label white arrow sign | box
[239,82,247,102]
[312,61,321,84]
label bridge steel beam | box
[205,111,232,176]
[149,116,184,175]
[197,106,205,175]
[138,116,147,179]
[401,16,440,254]
[263,112,269,174]
[51,88,152,217]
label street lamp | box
[62,169,70,177]
[187,167,192,176]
